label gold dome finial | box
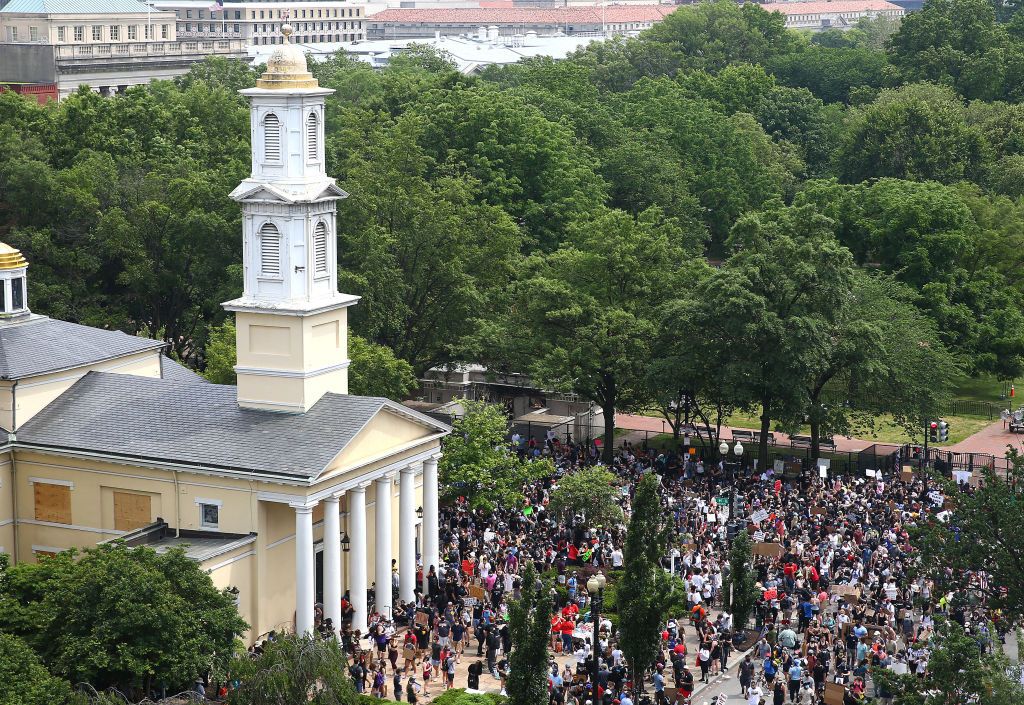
[256,15,319,89]
[0,243,27,271]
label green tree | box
[915,450,1024,618]
[547,467,624,527]
[618,474,676,688]
[506,564,552,705]
[701,204,857,462]
[348,335,416,400]
[0,631,72,705]
[873,620,1024,704]
[888,0,1023,101]
[0,544,246,698]
[728,531,760,632]
[438,400,549,510]
[494,207,692,462]
[203,319,237,384]
[228,632,359,705]
[334,118,523,374]
[837,83,989,184]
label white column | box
[375,474,394,618]
[422,454,440,596]
[399,465,417,603]
[293,503,315,635]
[323,495,342,636]
[349,485,368,634]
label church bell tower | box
[223,24,358,412]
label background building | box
[365,4,676,39]
[148,0,366,46]
[758,0,904,29]
[0,0,247,98]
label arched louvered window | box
[306,111,319,161]
[313,221,328,275]
[263,113,281,162]
[259,222,281,276]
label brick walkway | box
[614,414,879,453]
[947,418,1024,456]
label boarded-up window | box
[34,483,71,524]
[113,492,151,532]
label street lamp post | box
[719,441,744,523]
[587,572,607,699]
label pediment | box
[313,405,447,482]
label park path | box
[947,418,1024,456]
[613,414,882,453]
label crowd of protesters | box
[287,431,1009,705]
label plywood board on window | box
[34,483,71,524]
[113,491,151,532]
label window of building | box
[29,26,39,41]
[145,24,152,39]
[58,25,65,41]
[74,25,83,41]
[11,277,24,311]
[6,26,16,41]
[113,491,151,532]
[198,9,204,18]
[186,9,192,18]
[306,111,319,160]
[197,499,221,529]
[162,24,169,38]
[263,112,280,162]
[313,221,328,275]
[259,222,281,276]
[109,24,119,40]
[91,25,101,40]
[33,480,71,524]
[233,23,239,32]
[128,25,137,40]
[234,10,241,19]
[259,10,264,18]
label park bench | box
[731,428,776,446]
[790,434,836,452]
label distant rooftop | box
[759,0,902,14]
[367,5,678,24]
[1,0,156,13]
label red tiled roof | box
[759,0,902,15]
[367,5,678,25]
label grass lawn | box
[953,375,1016,403]
[638,409,992,447]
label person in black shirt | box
[467,660,483,690]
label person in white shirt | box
[746,683,763,705]
[611,548,624,568]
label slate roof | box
[160,356,209,385]
[17,371,447,479]
[0,317,164,380]
[0,0,156,13]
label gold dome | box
[256,24,320,89]
[0,243,27,270]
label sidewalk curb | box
[687,644,756,703]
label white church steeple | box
[223,25,359,413]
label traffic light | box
[929,421,938,442]
[938,420,949,442]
